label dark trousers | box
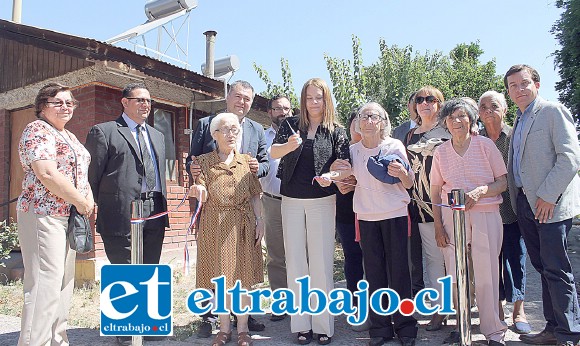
[408,220,424,294]
[517,191,580,343]
[359,216,418,339]
[101,196,166,264]
[498,221,527,302]
[336,221,364,295]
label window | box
[153,109,177,181]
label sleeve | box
[20,123,56,166]
[186,118,209,174]
[255,125,270,178]
[85,125,109,204]
[486,141,508,178]
[334,127,351,161]
[274,118,293,145]
[429,147,444,187]
[246,155,263,196]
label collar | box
[517,97,538,118]
[122,113,143,131]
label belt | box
[140,191,163,199]
[263,192,282,200]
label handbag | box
[53,127,93,253]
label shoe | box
[488,340,505,346]
[316,333,331,345]
[237,331,253,346]
[368,336,393,346]
[399,336,416,346]
[443,331,460,344]
[425,313,448,331]
[556,342,578,346]
[247,316,265,332]
[351,319,371,332]
[270,313,287,321]
[116,336,131,346]
[519,329,557,345]
[143,336,167,341]
[197,320,214,338]
[297,330,313,345]
[211,330,232,346]
[513,320,532,334]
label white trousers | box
[417,222,446,306]
[17,209,76,346]
[281,195,336,337]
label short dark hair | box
[122,82,148,98]
[438,98,479,134]
[34,83,76,118]
[228,80,255,98]
[267,94,290,109]
[503,64,540,89]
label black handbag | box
[54,127,93,254]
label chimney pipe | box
[203,30,217,78]
[12,0,22,23]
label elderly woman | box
[327,102,418,346]
[404,86,450,331]
[271,78,350,345]
[478,91,530,334]
[430,98,508,346]
[17,83,94,345]
[190,112,264,346]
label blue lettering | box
[186,289,213,315]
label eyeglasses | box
[46,100,77,109]
[271,107,291,113]
[215,127,240,135]
[358,113,384,122]
[415,96,438,104]
[126,97,154,105]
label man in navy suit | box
[186,80,268,337]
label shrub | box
[0,219,19,266]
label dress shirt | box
[259,126,281,196]
[122,113,162,193]
[511,99,536,188]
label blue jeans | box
[336,221,364,295]
[498,221,527,302]
[517,191,580,343]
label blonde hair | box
[298,78,338,132]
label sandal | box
[317,333,332,345]
[237,331,253,346]
[212,330,232,346]
[297,330,313,345]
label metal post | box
[451,189,471,346]
[130,199,143,346]
[12,0,22,23]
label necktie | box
[137,125,156,191]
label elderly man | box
[186,80,268,338]
[506,64,580,346]
[260,94,292,321]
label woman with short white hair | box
[190,112,264,346]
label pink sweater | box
[430,135,507,212]
[350,138,410,221]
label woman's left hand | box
[255,219,265,247]
[465,186,485,210]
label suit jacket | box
[85,115,169,236]
[392,120,413,143]
[507,96,580,223]
[186,115,269,178]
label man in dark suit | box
[86,83,168,266]
[186,80,269,179]
[186,80,268,337]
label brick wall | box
[0,109,9,220]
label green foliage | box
[552,0,580,116]
[0,219,19,266]
[253,58,299,109]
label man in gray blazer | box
[186,80,269,179]
[185,80,268,337]
[86,83,168,266]
[506,64,580,346]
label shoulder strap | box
[405,127,418,146]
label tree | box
[552,0,580,116]
[253,58,299,109]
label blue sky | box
[1,0,564,103]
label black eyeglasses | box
[415,96,438,104]
[126,97,154,105]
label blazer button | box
[138,178,142,184]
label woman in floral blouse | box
[271,78,350,345]
[17,83,93,346]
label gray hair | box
[438,98,479,134]
[355,102,392,139]
[209,112,240,140]
[478,90,508,111]
[228,80,255,98]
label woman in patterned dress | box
[17,83,94,346]
[190,112,264,346]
